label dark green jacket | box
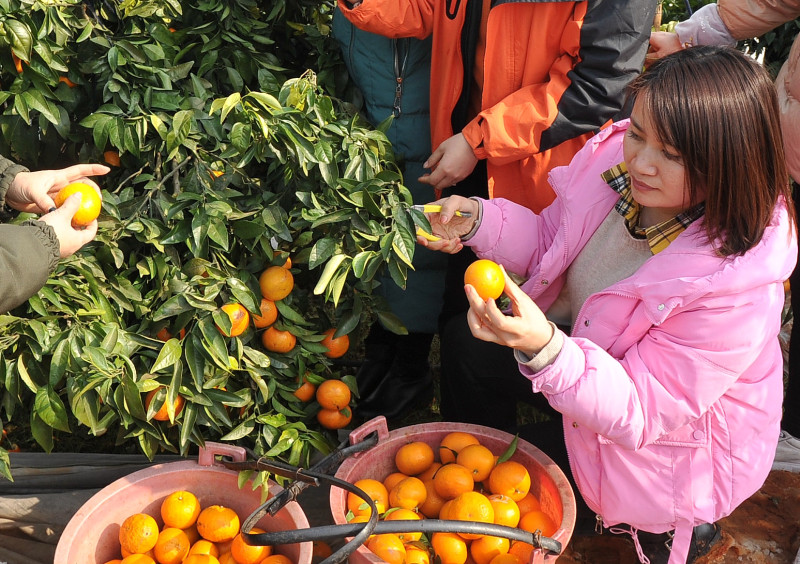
[0,156,59,313]
[333,10,446,334]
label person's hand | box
[418,133,479,191]
[647,31,683,64]
[39,193,99,257]
[6,164,110,214]
[415,196,480,254]
[465,264,553,356]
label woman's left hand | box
[6,164,110,214]
[465,264,553,356]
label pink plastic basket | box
[331,417,576,564]
[54,442,312,564]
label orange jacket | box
[339,0,655,212]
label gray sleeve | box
[0,156,29,208]
[0,221,59,313]
[675,4,737,48]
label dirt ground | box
[559,470,800,563]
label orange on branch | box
[320,328,349,358]
[59,75,77,87]
[316,407,352,430]
[145,388,184,422]
[54,181,102,227]
[12,53,23,74]
[216,303,250,337]
[464,259,504,301]
[252,298,278,328]
[156,327,186,341]
[315,379,351,410]
[261,326,296,353]
[292,375,317,402]
[259,266,294,301]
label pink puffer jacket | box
[676,0,800,182]
[466,121,797,563]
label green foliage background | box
[0,0,434,482]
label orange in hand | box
[54,181,103,227]
[464,259,504,300]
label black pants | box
[784,181,800,436]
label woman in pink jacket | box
[419,47,797,563]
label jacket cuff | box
[21,220,60,274]
[460,197,484,242]
[514,322,564,372]
[0,160,29,207]
[675,4,736,48]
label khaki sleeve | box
[0,222,59,313]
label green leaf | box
[152,339,182,372]
[313,254,347,295]
[34,386,71,432]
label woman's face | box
[623,98,697,227]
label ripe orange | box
[59,75,77,87]
[383,508,423,542]
[273,251,292,269]
[405,544,431,564]
[104,150,121,166]
[487,494,521,528]
[489,554,523,564]
[119,513,160,555]
[419,478,447,518]
[507,541,534,564]
[230,528,271,564]
[433,463,475,500]
[261,326,296,353]
[292,375,317,402]
[121,555,156,564]
[518,509,557,537]
[487,461,531,502]
[464,259,504,301]
[456,444,496,482]
[431,532,468,564]
[252,298,278,328]
[366,534,406,564]
[183,555,220,564]
[12,53,23,74]
[470,535,510,564]
[156,327,186,341]
[316,379,351,410]
[187,539,219,558]
[316,407,352,430]
[515,492,541,516]
[383,472,410,493]
[395,441,435,476]
[153,527,190,564]
[217,553,236,564]
[183,524,201,545]
[260,555,293,564]
[388,476,428,511]
[216,303,250,337]
[320,328,349,358]
[418,461,442,482]
[196,505,240,543]
[160,490,201,529]
[145,388,185,422]
[54,181,102,227]
[259,266,294,301]
[312,540,333,562]
[438,432,480,464]
[448,491,495,539]
[347,478,389,517]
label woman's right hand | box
[39,193,99,258]
[415,195,480,253]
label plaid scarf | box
[601,163,704,255]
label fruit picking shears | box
[412,204,472,218]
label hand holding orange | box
[464,259,504,301]
[54,181,103,227]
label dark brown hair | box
[627,46,792,256]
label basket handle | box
[347,416,390,456]
[197,442,248,466]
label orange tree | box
[0,0,433,480]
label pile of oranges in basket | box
[344,431,558,564]
[103,489,296,564]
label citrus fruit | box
[273,251,292,269]
[59,75,77,87]
[316,406,352,429]
[383,472,409,493]
[384,508,423,542]
[259,266,294,301]
[366,534,406,564]
[145,388,184,422]
[153,527,190,564]
[418,461,442,482]
[431,532,468,564]
[183,555,220,564]
[516,492,541,516]
[490,553,523,564]
[261,326,296,353]
[518,509,557,537]
[388,476,428,511]
[487,494,521,528]
[119,513,160,555]
[12,53,24,74]
[312,540,333,563]
[316,379,351,410]
[320,328,349,358]
[104,150,121,166]
[347,478,389,517]
[470,535,510,564]
[160,490,201,529]
[438,432,480,464]
[216,303,250,337]
[252,298,278,328]
[419,478,447,518]
[464,259,504,300]
[292,375,317,402]
[456,444,496,482]
[487,461,531,502]
[448,491,494,539]
[217,553,236,564]
[187,539,220,558]
[433,463,475,500]
[196,505,240,543]
[230,528,271,564]
[121,555,156,564]
[405,544,431,564]
[156,327,186,341]
[260,555,293,564]
[395,441,435,476]
[507,541,534,564]
[54,181,103,227]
